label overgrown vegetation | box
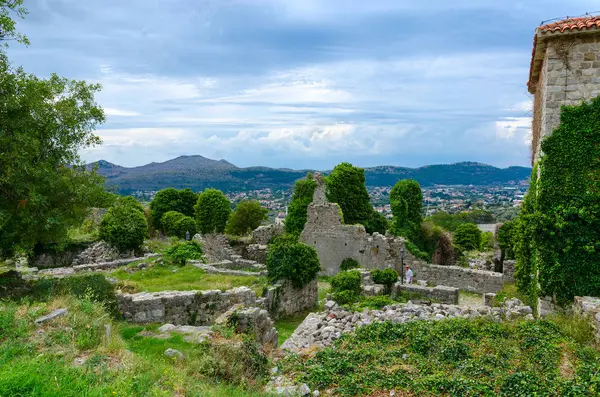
[330,270,362,304]
[195,188,232,235]
[150,188,198,231]
[282,317,600,396]
[371,268,398,294]
[453,223,482,252]
[226,200,268,236]
[266,235,321,288]
[99,199,148,252]
[163,240,204,265]
[284,174,317,236]
[339,258,360,272]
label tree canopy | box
[194,189,231,234]
[226,200,268,236]
[390,179,423,240]
[149,188,197,230]
[284,175,317,236]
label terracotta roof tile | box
[527,16,600,93]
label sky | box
[7,0,600,169]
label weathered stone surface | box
[574,296,600,342]
[252,224,284,245]
[502,260,516,283]
[246,244,268,263]
[164,348,184,360]
[35,308,68,325]
[264,279,318,319]
[118,287,258,325]
[483,293,497,307]
[31,241,135,269]
[189,261,267,277]
[228,307,278,348]
[392,283,459,304]
[412,263,503,294]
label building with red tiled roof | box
[527,14,600,163]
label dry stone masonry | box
[392,283,459,305]
[574,296,600,342]
[412,262,503,294]
[263,279,318,319]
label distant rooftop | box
[527,13,600,93]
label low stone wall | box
[229,307,278,348]
[31,241,134,269]
[118,287,258,325]
[412,263,503,294]
[264,279,318,319]
[252,224,284,245]
[392,283,459,305]
[36,254,159,278]
[503,260,515,283]
[246,244,268,263]
[574,296,600,342]
[189,261,267,277]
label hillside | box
[88,156,531,193]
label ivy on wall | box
[513,97,600,306]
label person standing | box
[405,266,413,284]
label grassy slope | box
[111,264,268,296]
[0,297,270,396]
[281,317,600,397]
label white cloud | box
[495,117,532,142]
[104,107,140,117]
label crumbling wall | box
[392,283,459,305]
[412,263,503,294]
[502,260,515,283]
[264,279,318,319]
[299,180,422,275]
[118,287,258,325]
[252,224,284,245]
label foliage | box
[453,223,482,252]
[371,268,398,293]
[528,97,600,304]
[433,231,455,266]
[266,235,321,288]
[497,220,516,260]
[340,258,360,272]
[404,240,430,262]
[282,317,600,397]
[326,163,374,227]
[99,199,148,252]
[161,211,197,239]
[418,221,445,257]
[363,210,388,235]
[0,0,29,47]
[225,200,268,236]
[390,179,423,240]
[480,231,494,251]
[163,241,204,265]
[149,188,197,231]
[115,195,144,213]
[284,175,317,236]
[353,295,399,310]
[330,270,362,304]
[427,209,494,232]
[0,53,110,256]
[194,188,231,235]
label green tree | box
[0,0,29,47]
[284,175,317,235]
[453,223,482,252]
[267,235,321,288]
[116,196,144,214]
[390,179,423,240]
[99,200,148,252]
[497,220,515,260]
[194,189,231,234]
[160,211,197,239]
[226,200,268,236]
[326,162,372,225]
[149,188,197,230]
[363,210,388,235]
[0,53,109,256]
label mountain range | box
[88,156,532,194]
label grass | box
[459,291,482,306]
[274,312,310,346]
[0,296,271,396]
[281,316,600,397]
[110,264,268,296]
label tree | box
[326,162,377,229]
[149,188,197,230]
[267,235,321,288]
[453,223,482,252]
[0,0,29,47]
[99,199,148,252]
[284,175,317,235]
[116,196,144,214]
[160,211,198,239]
[226,200,268,236]
[390,179,423,240]
[0,52,109,256]
[194,189,231,234]
[497,220,515,260]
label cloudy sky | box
[7,0,598,169]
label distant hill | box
[88,156,531,194]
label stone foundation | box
[392,283,459,305]
[118,287,258,325]
[412,263,503,294]
[31,241,134,269]
[502,260,515,283]
[264,279,318,319]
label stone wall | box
[229,307,278,348]
[392,283,459,305]
[532,34,600,161]
[252,224,284,245]
[246,244,268,263]
[574,296,600,342]
[299,179,422,275]
[503,260,515,283]
[31,241,133,269]
[118,287,258,325]
[412,263,503,294]
[263,279,318,319]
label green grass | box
[318,280,331,302]
[274,313,310,345]
[281,317,600,396]
[110,264,268,295]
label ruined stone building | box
[528,15,600,162]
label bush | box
[331,270,362,296]
[326,163,374,226]
[497,220,515,260]
[340,258,360,271]
[355,295,397,310]
[266,236,321,288]
[371,268,398,293]
[480,231,494,251]
[150,188,197,230]
[454,223,482,252]
[225,200,268,236]
[195,189,231,234]
[363,210,388,235]
[161,211,198,239]
[332,290,359,305]
[163,241,204,265]
[405,240,430,262]
[99,200,148,252]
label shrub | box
[99,200,148,252]
[332,290,359,305]
[433,231,455,266]
[480,231,494,251]
[364,210,388,235]
[225,200,268,236]
[340,258,360,271]
[150,188,197,230]
[497,220,515,260]
[266,236,321,288]
[331,270,362,296]
[356,295,397,310]
[195,189,231,234]
[404,240,430,262]
[161,211,198,239]
[163,241,204,265]
[285,175,317,236]
[371,268,398,293]
[454,223,482,252]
